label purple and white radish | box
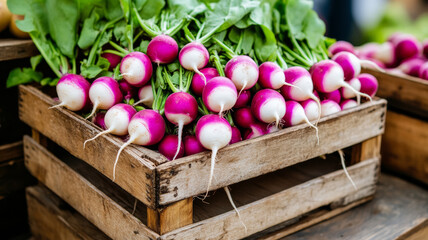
[392,34,421,61]
[234,107,256,129]
[356,43,378,59]
[101,52,122,70]
[373,42,396,67]
[158,135,185,160]
[93,112,106,130]
[319,90,341,104]
[251,89,286,128]
[225,55,259,93]
[320,100,341,117]
[230,126,242,144]
[191,67,219,96]
[357,73,379,97]
[84,103,136,147]
[196,114,232,197]
[258,62,298,90]
[113,110,165,180]
[179,42,209,83]
[243,122,267,140]
[397,57,425,77]
[328,41,356,57]
[51,74,91,111]
[283,101,319,144]
[164,92,198,160]
[87,77,123,119]
[120,52,153,87]
[300,99,321,122]
[184,135,206,156]
[340,78,361,99]
[147,35,179,64]
[133,84,154,107]
[422,40,428,59]
[332,52,384,80]
[202,76,237,116]
[340,99,358,110]
[419,62,428,80]
[118,80,137,103]
[234,90,251,108]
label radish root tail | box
[83,128,114,149]
[113,135,136,181]
[49,102,66,110]
[85,101,99,120]
[309,93,322,126]
[172,121,184,160]
[304,116,319,145]
[224,186,247,233]
[204,146,218,200]
[360,60,385,73]
[238,81,248,98]
[193,65,206,84]
[338,149,358,190]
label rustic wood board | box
[27,185,111,240]
[0,141,23,162]
[0,158,34,197]
[0,39,37,61]
[381,110,428,185]
[19,85,159,207]
[157,99,386,205]
[281,174,428,240]
[363,68,428,119]
[24,136,160,240]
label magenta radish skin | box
[158,135,184,160]
[134,85,154,107]
[243,122,267,140]
[225,55,259,91]
[393,34,421,61]
[321,100,342,117]
[419,62,428,80]
[230,126,242,144]
[184,135,206,156]
[87,77,123,119]
[422,40,428,59]
[191,67,219,96]
[340,99,358,110]
[357,73,378,97]
[332,52,361,80]
[234,107,256,129]
[258,62,286,89]
[356,43,378,59]
[202,76,237,115]
[179,42,209,81]
[118,80,137,102]
[319,90,341,104]
[93,112,106,130]
[283,101,319,143]
[373,42,396,67]
[341,78,361,99]
[147,35,178,64]
[234,90,251,108]
[300,99,321,122]
[101,53,122,70]
[281,67,318,101]
[328,41,355,56]
[397,58,425,77]
[120,52,153,87]
[54,74,91,111]
[251,89,286,127]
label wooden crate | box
[19,83,386,239]
[363,68,428,184]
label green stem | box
[109,41,129,55]
[212,38,235,59]
[179,65,184,91]
[29,34,61,78]
[184,71,193,92]
[318,44,328,60]
[183,24,195,42]
[234,30,244,54]
[129,16,134,52]
[196,22,205,40]
[198,97,210,115]
[226,112,235,127]
[198,23,223,44]
[165,18,188,37]
[302,42,316,64]
[279,43,311,67]
[212,50,225,77]
[156,66,166,89]
[290,35,311,62]
[133,6,159,37]
[102,49,126,57]
[163,67,179,93]
[276,50,288,70]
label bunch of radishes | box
[329,33,428,80]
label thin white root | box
[132,198,138,215]
[48,102,66,110]
[218,103,225,117]
[85,101,99,120]
[203,146,218,200]
[172,121,184,160]
[338,149,358,190]
[237,81,248,98]
[360,60,386,73]
[193,65,206,84]
[224,186,247,233]
[310,93,322,126]
[342,81,372,105]
[275,112,280,129]
[282,81,302,91]
[304,116,319,145]
[113,135,136,181]
[83,128,113,149]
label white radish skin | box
[332,52,385,81]
[51,74,91,111]
[225,55,259,93]
[202,77,237,116]
[133,85,154,107]
[258,62,299,90]
[120,52,153,87]
[283,101,319,144]
[301,99,320,122]
[251,89,286,128]
[320,100,342,117]
[86,77,123,119]
[340,99,358,110]
[179,42,209,83]
[341,78,361,99]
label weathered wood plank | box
[24,136,160,240]
[0,141,23,162]
[19,85,158,207]
[157,99,386,205]
[27,185,111,240]
[363,68,428,119]
[161,158,379,240]
[0,39,37,61]
[396,218,428,240]
[382,110,428,185]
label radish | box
[310,60,372,104]
[356,43,378,59]
[93,112,106,130]
[357,73,379,97]
[86,77,123,119]
[84,104,137,147]
[340,99,358,110]
[113,109,165,180]
[319,90,341,104]
[184,135,206,156]
[120,52,153,87]
[230,126,242,144]
[51,74,91,111]
[328,41,355,57]
[373,42,396,67]
[179,42,210,83]
[191,67,219,96]
[251,89,286,128]
[419,62,428,80]
[397,58,425,77]
[158,135,185,160]
[300,99,321,122]
[234,107,256,129]
[321,100,341,117]
[392,34,421,61]
[147,35,179,64]
[164,92,198,160]
[332,52,384,80]
[340,78,361,99]
[422,40,428,59]
[243,122,267,140]
[196,114,232,197]
[234,90,251,108]
[225,55,259,93]
[101,52,122,70]
[133,85,154,107]
[202,76,237,116]
[283,101,319,144]
[258,62,298,90]
[118,80,137,103]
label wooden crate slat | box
[23,136,160,240]
[0,141,23,162]
[0,39,38,61]
[27,185,111,240]
[363,68,428,118]
[157,99,386,205]
[19,85,158,207]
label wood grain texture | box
[157,99,386,205]
[381,110,428,185]
[24,136,160,240]
[362,68,428,119]
[27,185,110,240]
[19,85,158,207]
[282,174,428,240]
[0,141,23,162]
[0,39,37,61]
[147,198,193,234]
[161,158,379,240]
[396,218,428,240]
[351,135,382,164]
